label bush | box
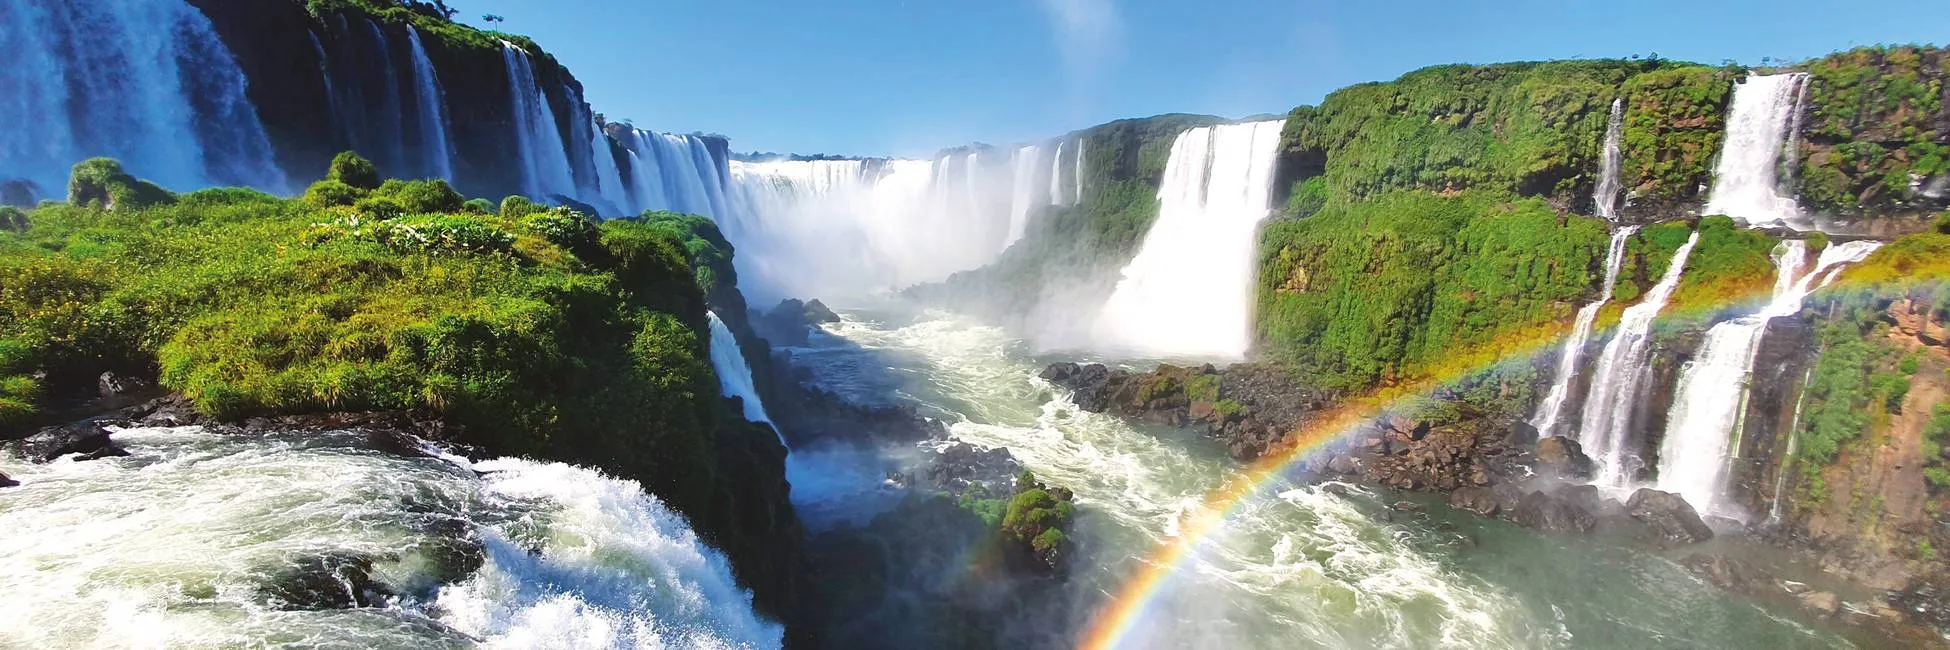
[327,151,381,190]
[303,179,367,208]
[0,206,26,232]
[500,195,541,220]
[353,195,408,220]
[374,178,465,213]
[462,198,496,214]
[67,158,173,210]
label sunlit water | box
[789,306,1850,649]
[0,428,780,649]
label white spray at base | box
[1095,120,1286,359]
[1531,226,1638,438]
[1655,240,1882,517]
[0,427,781,649]
[1578,232,1701,488]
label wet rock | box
[1682,553,1768,592]
[133,395,203,428]
[1328,453,1358,475]
[0,472,16,488]
[803,299,841,323]
[1534,436,1593,479]
[1799,591,1841,620]
[1624,488,1713,544]
[5,422,117,462]
[97,371,153,400]
[1511,490,1595,534]
[1449,486,1501,516]
[754,298,839,347]
[259,553,395,610]
[926,441,1020,495]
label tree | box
[483,13,505,27]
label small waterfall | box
[1049,141,1068,206]
[500,42,577,202]
[589,121,627,214]
[1766,366,1817,526]
[1595,99,1626,220]
[0,0,284,194]
[1705,73,1812,230]
[1005,144,1042,246]
[1578,231,1701,487]
[0,427,781,648]
[1655,240,1883,516]
[361,20,409,177]
[708,313,778,441]
[1095,120,1286,359]
[1531,226,1638,437]
[1073,138,1087,203]
[404,26,454,181]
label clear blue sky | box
[456,0,1945,158]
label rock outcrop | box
[1041,361,1318,460]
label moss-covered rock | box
[1617,66,1734,213]
[1795,45,1950,222]
[66,158,174,211]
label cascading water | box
[1049,141,1068,206]
[1073,139,1086,204]
[1578,231,1701,487]
[1766,367,1817,526]
[1531,226,1638,438]
[0,427,780,649]
[1704,74,1813,230]
[1006,145,1042,246]
[404,26,454,181]
[500,42,578,202]
[708,312,775,431]
[1656,240,1883,516]
[1594,98,1627,220]
[620,130,723,218]
[1095,121,1285,359]
[589,121,628,215]
[361,19,409,177]
[0,0,285,194]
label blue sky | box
[457,0,1945,158]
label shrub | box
[67,158,174,210]
[327,151,381,190]
[375,178,465,213]
[0,206,26,232]
[179,187,279,208]
[500,195,541,220]
[462,198,496,214]
[523,207,601,252]
[303,179,367,208]
[353,195,408,220]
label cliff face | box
[190,0,593,201]
[1797,46,1950,227]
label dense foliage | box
[1255,191,1609,390]
[1617,66,1734,204]
[0,154,797,613]
[1796,45,1949,217]
[1275,59,1701,213]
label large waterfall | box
[1704,74,1812,230]
[618,129,727,218]
[500,42,578,203]
[1578,231,1701,487]
[404,26,454,181]
[1095,121,1286,359]
[1655,239,1883,516]
[1531,226,1638,438]
[0,427,781,649]
[1594,99,1627,220]
[0,0,285,196]
[1006,144,1043,246]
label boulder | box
[1511,490,1595,534]
[0,178,38,208]
[1534,436,1594,479]
[98,371,153,400]
[1448,486,1501,516]
[0,472,16,488]
[925,441,1020,495]
[803,299,841,323]
[5,422,119,462]
[1798,591,1841,620]
[1623,488,1713,544]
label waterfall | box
[361,20,409,177]
[589,122,627,214]
[1578,231,1701,487]
[1005,145,1042,246]
[1531,226,1638,437]
[708,313,778,441]
[0,427,781,648]
[500,42,577,202]
[1655,240,1883,516]
[0,0,285,194]
[1705,74,1812,230]
[1074,139,1087,203]
[404,26,454,181]
[1094,120,1286,359]
[1595,99,1626,220]
[1049,141,1068,206]
[1766,367,1817,526]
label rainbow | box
[1074,263,1934,650]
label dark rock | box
[925,442,1020,496]
[0,178,38,208]
[1534,436,1594,479]
[97,371,153,400]
[803,299,841,323]
[1511,490,1595,534]
[1328,453,1358,475]
[1449,486,1501,516]
[5,422,115,462]
[1623,488,1713,544]
[0,472,16,488]
[134,395,203,428]
[259,553,395,610]
[1509,420,1541,445]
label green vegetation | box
[1256,190,1608,390]
[66,158,174,211]
[1926,405,1950,491]
[1000,471,1076,558]
[1667,216,1782,317]
[0,155,789,580]
[1796,45,1948,216]
[1617,66,1733,203]
[1277,59,1702,211]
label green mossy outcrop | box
[1795,45,1950,221]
